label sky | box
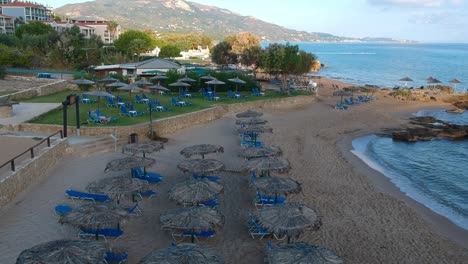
[39,0,468,43]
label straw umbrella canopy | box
[427,78,442,88]
[236,110,263,118]
[117,84,144,98]
[160,207,224,242]
[132,79,153,86]
[205,79,225,92]
[106,81,128,88]
[399,77,413,87]
[343,86,360,96]
[150,75,168,81]
[71,77,95,85]
[257,203,322,242]
[239,146,282,160]
[169,178,224,205]
[254,176,301,197]
[266,242,343,264]
[177,159,225,175]
[180,144,224,159]
[449,79,462,90]
[83,90,114,109]
[245,157,290,176]
[169,81,191,93]
[16,239,107,264]
[138,243,223,264]
[179,76,197,83]
[332,90,352,104]
[200,74,215,81]
[86,175,148,203]
[99,76,118,83]
[59,203,128,231]
[236,118,268,126]
[104,156,156,172]
[147,84,170,93]
[123,141,164,157]
[228,77,246,92]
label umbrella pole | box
[287,235,291,244]
[202,154,205,159]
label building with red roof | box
[0,0,51,23]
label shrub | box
[0,64,6,79]
[389,90,412,98]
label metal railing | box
[0,130,63,172]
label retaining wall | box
[0,138,68,206]
[0,80,77,101]
[10,95,315,141]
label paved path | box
[0,103,61,125]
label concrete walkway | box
[0,103,61,125]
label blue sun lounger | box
[172,230,216,242]
[104,251,128,264]
[65,189,110,202]
[79,228,123,241]
[247,209,270,239]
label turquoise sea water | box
[352,111,468,230]
[263,42,468,93]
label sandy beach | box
[0,80,467,263]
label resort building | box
[69,18,121,44]
[0,14,14,34]
[0,1,51,22]
[42,21,96,39]
[93,58,182,77]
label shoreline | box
[338,132,468,249]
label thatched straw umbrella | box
[267,242,343,264]
[104,156,156,172]
[16,239,107,264]
[147,84,170,93]
[106,81,128,88]
[71,77,95,85]
[132,79,153,86]
[138,243,222,264]
[99,76,119,83]
[150,74,168,81]
[245,157,290,176]
[449,79,462,91]
[399,77,413,87]
[160,207,224,243]
[205,79,225,92]
[236,110,263,118]
[86,175,148,203]
[169,178,223,205]
[179,76,197,83]
[177,159,225,175]
[123,141,164,157]
[169,81,191,94]
[253,176,301,200]
[332,90,352,104]
[117,84,144,99]
[257,203,321,243]
[239,146,282,160]
[235,118,268,126]
[180,144,224,159]
[83,90,114,110]
[343,86,360,96]
[59,203,128,240]
[228,77,246,92]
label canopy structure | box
[16,239,107,264]
[200,74,215,81]
[149,75,168,81]
[332,90,352,104]
[132,79,153,86]
[147,84,170,92]
[106,81,128,88]
[86,175,148,203]
[267,242,343,264]
[160,206,224,232]
[236,110,263,118]
[236,118,268,126]
[205,79,225,92]
[83,90,114,109]
[254,176,301,197]
[399,77,413,87]
[59,203,128,230]
[138,243,222,264]
[169,178,224,205]
[123,141,164,157]
[449,78,462,90]
[104,156,156,172]
[71,77,95,85]
[99,76,118,83]
[180,144,224,159]
[179,76,197,83]
[117,85,144,98]
[257,203,321,242]
[239,146,282,159]
[343,86,360,95]
[177,158,225,175]
[245,157,290,176]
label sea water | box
[263,42,468,93]
[352,111,468,230]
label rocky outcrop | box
[390,117,468,142]
[453,101,468,110]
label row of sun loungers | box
[335,95,376,110]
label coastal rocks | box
[453,101,468,110]
[390,117,468,142]
[310,60,321,72]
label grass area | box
[0,91,14,96]
[23,90,309,126]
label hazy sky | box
[39,0,468,43]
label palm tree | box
[107,21,119,42]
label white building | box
[43,21,95,39]
[177,46,210,60]
[70,18,121,44]
[0,14,14,34]
[0,1,51,22]
[94,58,182,77]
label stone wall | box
[0,105,13,118]
[0,138,68,206]
[9,95,316,142]
[0,80,77,101]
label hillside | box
[55,0,412,43]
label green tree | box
[240,46,262,77]
[0,64,5,79]
[260,43,285,75]
[113,30,155,56]
[211,41,237,67]
[15,21,55,38]
[159,44,181,58]
[107,21,119,42]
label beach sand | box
[0,135,43,176]
[0,81,467,263]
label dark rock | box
[390,117,468,142]
[453,101,468,110]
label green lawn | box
[22,90,309,126]
[0,91,14,96]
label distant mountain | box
[55,0,414,43]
